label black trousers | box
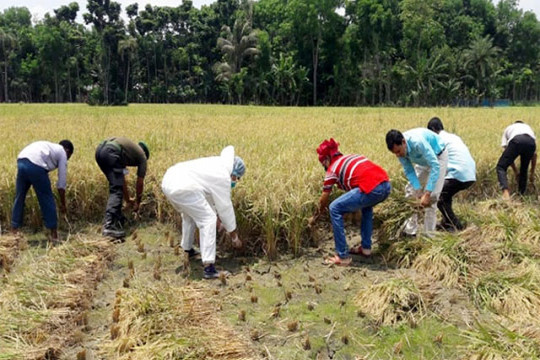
[438,179,475,230]
[496,134,536,195]
[95,143,125,228]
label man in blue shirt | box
[427,117,476,231]
[386,128,448,235]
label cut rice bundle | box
[103,280,255,359]
[354,276,426,326]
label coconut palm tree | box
[463,35,501,103]
[214,1,259,92]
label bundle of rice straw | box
[355,276,426,326]
[104,280,255,359]
[0,237,114,359]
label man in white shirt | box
[11,140,74,241]
[427,117,476,231]
[497,121,537,199]
[161,146,245,279]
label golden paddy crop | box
[1,104,540,255]
[1,104,540,359]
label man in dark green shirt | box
[95,137,149,239]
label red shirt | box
[323,154,389,194]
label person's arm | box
[510,162,519,178]
[421,141,440,193]
[309,191,331,226]
[229,228,242,248]
[530,152,537,182]
[123,175,132,204]
[57,188,66,214]
[133,176,144,211]
[417,140,441,207]
[399,156,421,192]
[56,151,68,214]
[213,181,237,233]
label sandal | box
[349,246,372,257]
[323,255,352,266]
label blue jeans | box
[329,181,391,259]
[11,158,57,229]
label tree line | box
[0,0,539,106]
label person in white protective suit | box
[161,145,245,279]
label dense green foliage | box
[0,0,539,105]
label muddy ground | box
[40,221,471,360]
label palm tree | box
[214,1,260,96]
[118,36,138,104]
[0,29,17,102]
[405,53,448,106]
[463,35,501,103]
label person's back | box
[18,141,66,173]
[106,137,148,177]
[324,154,388,194]
[502,122,535,147]
[438,131,476,182]
[403,128,445,157]
[162,146,234,198]
[163,156,231,194]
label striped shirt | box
[323,154,389,194]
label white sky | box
[0,0,216,23]
[0,0,539,24]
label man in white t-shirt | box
[427,117,476,231]
[497,121,537,199]
[11,140,74,241]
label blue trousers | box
[11,158,57,229]
[329,181,391,259]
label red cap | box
[317,138,340,163]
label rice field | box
[0,104,540,359]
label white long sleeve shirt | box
[161,146,237,232]
[18,141,68,189]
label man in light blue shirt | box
[386,128,448,235]
[428,117,476,231]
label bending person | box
[11,140,74,242]
[95,137,149,239]
[386,128,448,236]
[497,120,536,200]
[161,146,245,279]
[427,117,476,231]
[309,139,391,265]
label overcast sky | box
[0,0,539,24]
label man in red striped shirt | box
[309,139,391,266]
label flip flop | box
[323,255,352,266]
[349,246,371,258]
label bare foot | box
[502,189,510,201]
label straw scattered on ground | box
[0,236,114,359]
[101,280,256,360]
[355,276,426,326]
